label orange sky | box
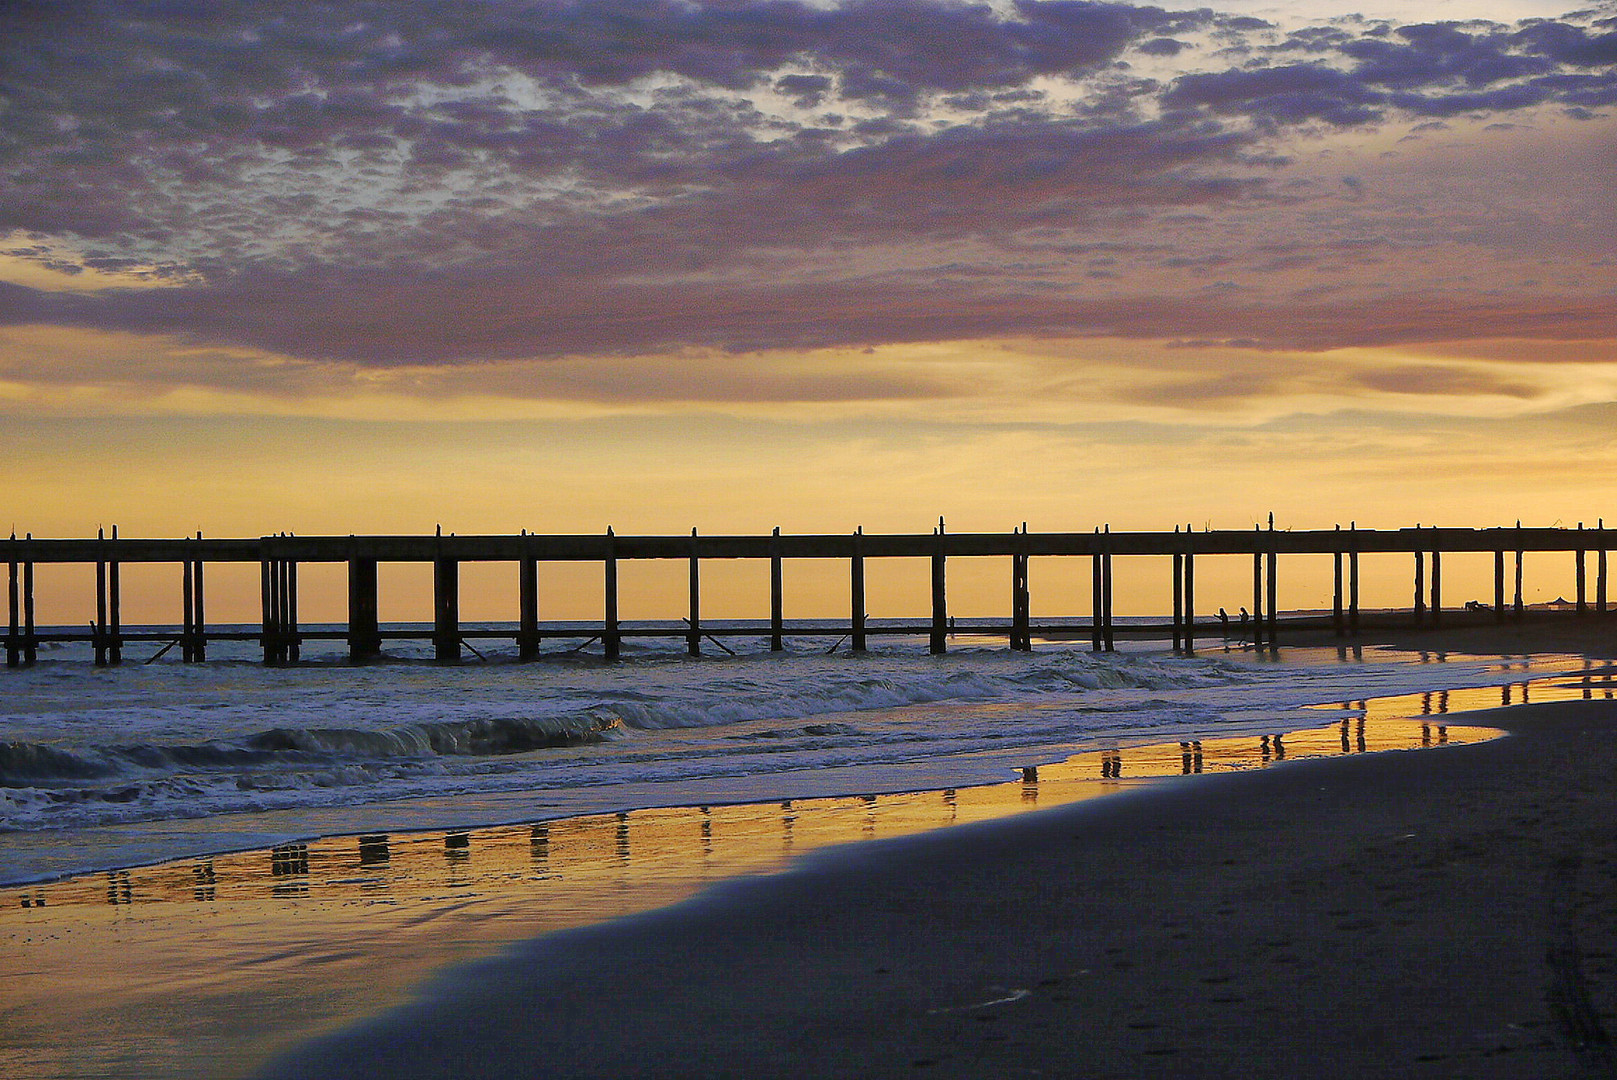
[2,1,1613,625]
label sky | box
[2,0,1614,621]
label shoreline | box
[262,695,1617,1078]
[2,639,1593,889]
[5,630,1616,1078]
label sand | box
[256,695,1617,1079]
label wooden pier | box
[4,521,1612,666]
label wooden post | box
[1090,545,1103,652]
[286,558,299,664]
[5,549,16,669]
[1332,526,1344,636]
[687,528,701,658]
[930,518,947,655]
[261,556,276,664]
[851,527,866,653]
[182,556,195,662]
[1597,520,1610,614]
[1171,543,1183,652]
[1266,544,1277,645]
[1576,524,1587,615]
[769,527,783,652]
[604,528,620,660]
[1413,550,1425,627]
[1102,530,1115,652]
[433,556,460,662]
[21,550,33,666]
[1348,525,1360,636]
[1494,550,1506,623]
[1514,526,1524,620]
[1251,539,1264,649]
[1183,527,1195,652]
[1430,548,1441,628]
[95,527,108,667]
[192,533,206,662]
[348,556,381,661]
[1011,525,1031,651]
[108,525,121,665]
[519,536,539,660]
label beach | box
[261,694,1617,1079]
[4,631,1616,1078]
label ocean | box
[0,621,1595,886]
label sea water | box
[0,620,1590,884]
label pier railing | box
[5,522,1611,666]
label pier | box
[4,521,1612,666]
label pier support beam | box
[21,548,34,666]
[1172,547,1183,652]
[1591,523,1604,614]
[1252,547,1264,649]
[851,528,866,653]
[687,529,701,658]
[1332,537,1344,638]
[261,551,299,665]
[182,558,195,661]
[261,559,275,663]
[434,557,460,662]
[348,557,381,662]
[518,546,539,660]
[1576,525,1587,615]
[1011,526,1031,651]
[1430,548,1441,629]
[1102,542,1115,652]
[5,550,16,668]
[769,528,783,652]
[1266,546,1277,645]
[1090,550,1103,652]
[1413,550,1425,627]
[284,559,299,663]
[95,528,109,666]
[930,519,948,655]
[1495,551,1506,623]
[603,528,620,661]
[1183,536,1195,653]
[1349,524,1360,637]
[1514,538,1525,621]
[180,532,207,662]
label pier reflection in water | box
[0,712,1503,1080]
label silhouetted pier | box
[4,521,1612,666]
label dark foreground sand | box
[260,697,1617,1080]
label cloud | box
[0,0,1610,374]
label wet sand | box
[3,712,1492,1079]
[259,696,1617,1079]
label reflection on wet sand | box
[0,711,1513,1080]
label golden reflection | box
[0,713,1501,1080]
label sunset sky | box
[2,0,1614,621]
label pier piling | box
[434,557,460,663]
[518,540,539,660]
[930,519,947,655]
[851,527,866,653]
[1183,530,1195,652]
[1430,547,1441,629]
[348,557,381,661]
[5,550,16,668]
[769,528,783,652]
[1413,550,1425,627]
[1090,547,1103,652]
[687,528,701,658]
[1495,551,1506,623]
[1332,535,1344,637]
[603,528,620,660]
